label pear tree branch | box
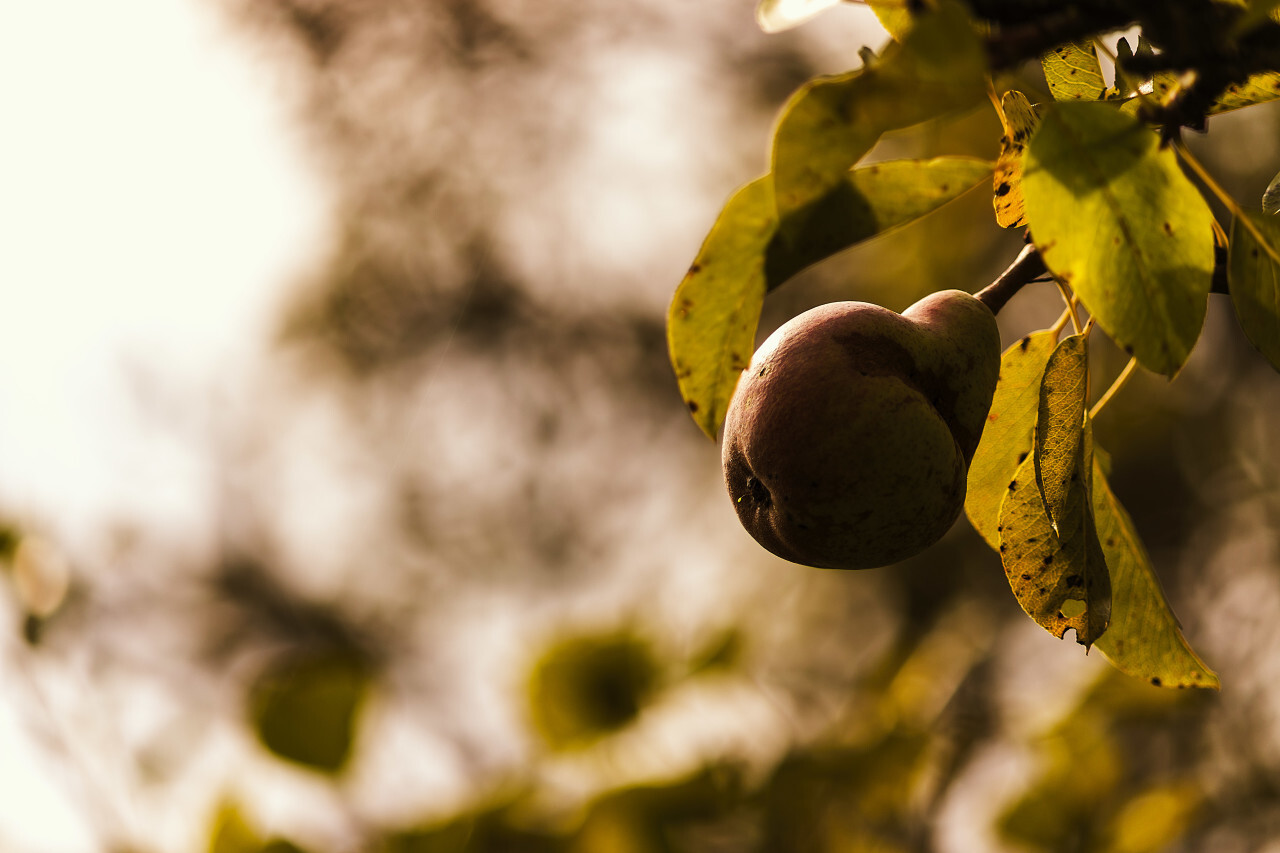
[974,242,1047,316]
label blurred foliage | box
[755,733,929,852]
[208,803,311,853]
[0,523,19,560]
[378,805,563,853]
[999,671,1209,853]
[208,804,260,853]
[528,632,661,749]
[249,649,372,773]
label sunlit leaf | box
[1264,170,1280,215]
[771,1,986,246]
[1091,461,1220,688]
[1034,334,1089,533]
[1022,102,1215,376]
[528,633,660,749]
[1123,71,1280,118]
[668,178,772,438]
[250,651,371,773]
[966,330,1058,549]
[993,91,1037,228]
[1229,212,1280,370]
[755,0,843,33]
[1206,72,1280,113]
[867,0,913,40]
[670,159,992,438]
[998,336,1110,648]
[846,157,994,229]
[1042,42,1106,101]
[1115,39,1179,116]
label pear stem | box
[974,243,1047,316]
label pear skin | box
[722,290,1000,570]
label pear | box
[722,290,1000,570]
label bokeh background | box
[3,1,1280,851]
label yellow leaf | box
[966,330,1057,548]
[1091,462,1219,688]
[992,91,1037,228]
[771,2,986,245]
[1033,334,1089,532]
[1042,41,1106,102]
[998,334,1110,648]
[1228,212,1280,371]
[1022,102,1215,376]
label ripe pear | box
[722,290,1000,570]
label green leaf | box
[774,155,993,279]
[755,0,844,33]
[671,159,993,438]
[1206,72,1280,114]
[999,454,1111,649]
[1091,460,1219,688]
[1264,170,1280,215]
[669,178,773,438]
[1022,102,1215,376]
[250,651,370,773]
[846,157,994,229]
[1042,42,1107,102]
[867,0,913,40]
[1228,213,1280,370]
[993,91,1038,228]
[1123,72,1280,118]
[770,1,986,246]
[1034,334,1089,532]
[998,335,1110,648]
[966,330,1058,549]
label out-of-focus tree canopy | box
[2,1,1280,851]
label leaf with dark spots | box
[997,335,1110,646]
[1022,102,1214,376]
[1092,457,1219,688]
[998,446,1111,648]
[992,90,1037,228]
[1034,334,1088,534]
[1041,41,1106,102]
[668,178,772,439]
[966,330,1058,548]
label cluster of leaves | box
[224,620,1219,852]
[668,0,1280,688]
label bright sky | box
[0,1,328,848]
[0,0,328,546]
